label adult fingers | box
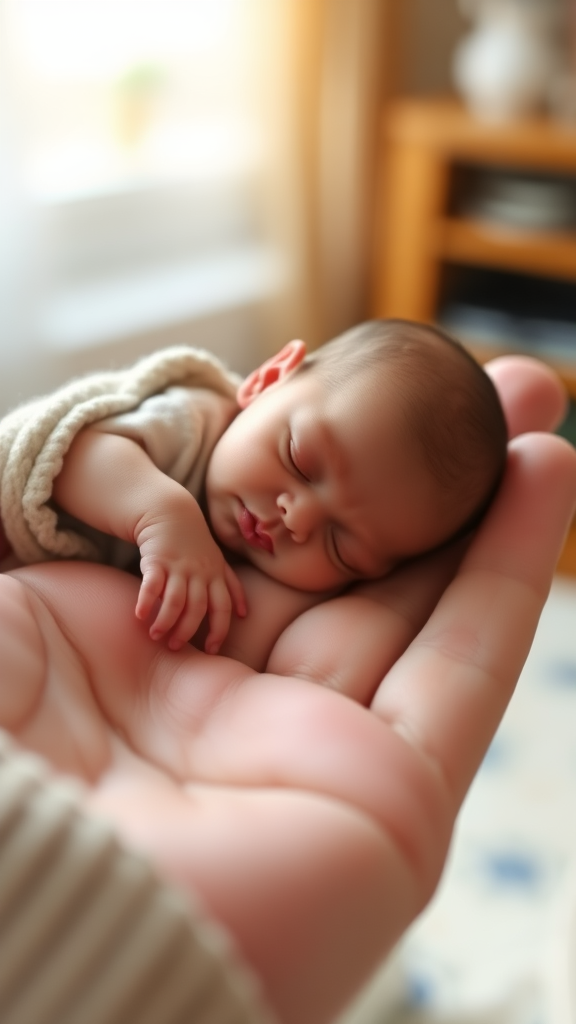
[371,432,576,812]
[486,354,568,437]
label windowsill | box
[37,244,290,351]
[27,124,263,206]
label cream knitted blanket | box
[0,347,241,564]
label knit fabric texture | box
[0,347,240,565]
[0,731,276,1024]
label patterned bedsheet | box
[341,574,576,1024]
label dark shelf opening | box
[438,265,576,364]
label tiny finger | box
[149,575,188,639]
[136,567,166,621]
[204,578,233,654]
[224,563,247,618]
[167,577,209,649]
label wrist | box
[133,485,206,548]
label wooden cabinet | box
[371,96,576,572]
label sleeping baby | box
[0,319,507,655]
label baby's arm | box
[53,427,245,652]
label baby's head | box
[205,319,507,591]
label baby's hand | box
[134,502,246,654]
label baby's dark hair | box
[300,318,508,545]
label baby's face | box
[205,365,454,591]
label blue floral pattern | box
[341,575,576,1024]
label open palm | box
[4,357,576,1024]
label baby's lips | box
[254,521,274,553]
[238,505,274,553]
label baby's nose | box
[276,491,321,543]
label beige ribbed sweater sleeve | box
[0,732,276,1024]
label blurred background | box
[0,0,556,408]
[0,0,393,409]
[2,2,576,1022]
[1,1,574,411]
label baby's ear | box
[237,340,307,408]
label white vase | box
[453,0,562,122]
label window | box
[1,0,292,368]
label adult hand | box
[5,356,575,1024]
[78,357,575,1023]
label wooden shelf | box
[386,97,576,173]
[372,96,576,573]
[373,97,576,323]
[437,217,576,281]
